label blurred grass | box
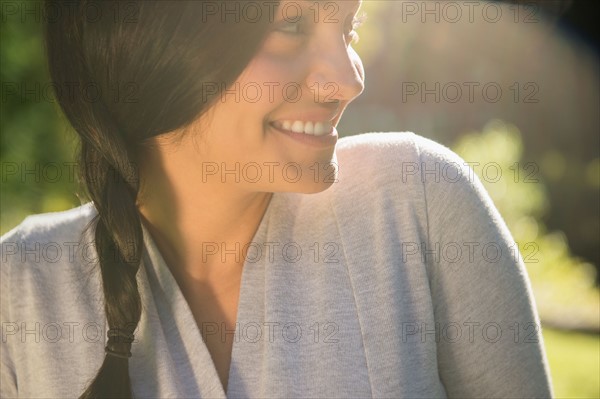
[542,327,600,398]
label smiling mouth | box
[269,120,334,137]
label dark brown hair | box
[43,1,274,397]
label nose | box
[305,39,365,104]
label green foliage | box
[0,9,80,234]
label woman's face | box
[183,0,365,194]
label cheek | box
[237,52,308,108]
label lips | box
[270,120,334,137]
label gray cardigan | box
[1,132,553,398]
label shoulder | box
[336,131,464,170]
[321,132,469,243]
[336,131,420,167]
[1,204,106,395]
[329,131,495,236]
[335,133,508,247]
[334,131,469,192]
[1,203,100,312]
[337,132,462,162]
[1,202,97,258]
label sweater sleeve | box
[1,229,19,397]
[413,135,554,398]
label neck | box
[136,141,273,292]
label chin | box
[290,156,339,194]
[295,182,335,194]
[287,176,338,195]
[263,153,339,194]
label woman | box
[0,0,553,398]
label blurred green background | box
[1,1,598,397]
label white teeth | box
[275,120,332,136]
[304,121,314,135]
[314,122,326,135]
[291,121,305,134]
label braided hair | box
[43,1,273,397]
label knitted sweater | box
[0,132,553,398]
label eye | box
[275,19,307,36]
[262,17,311,54]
